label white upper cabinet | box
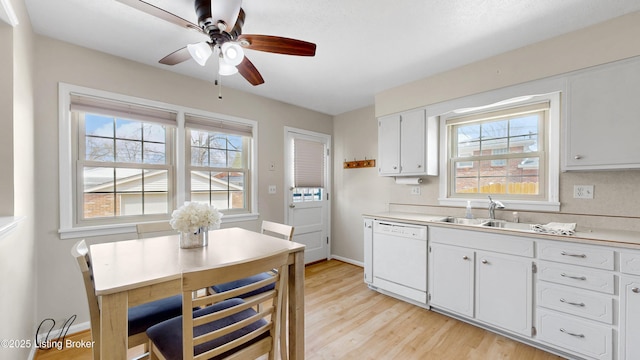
[564,58,640,170]
[378,108,438,176]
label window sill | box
[0,216,26,240]
[439,198,560,212]
[58,213,260,239]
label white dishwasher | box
[371,220,428,305]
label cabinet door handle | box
[417,164,422,168]
[560,328,585,338]
[574,155,582,160]
[632,287,640,293]
[481,259,489,264]
[561,273,587,281]
[462,255,469,260]
[561,251,586,258]
[560,298,585,307]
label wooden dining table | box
[89,227,306,359]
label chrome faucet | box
[488,196,505,220]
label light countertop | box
[364,211,640,250]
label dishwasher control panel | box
[374,221,427,240]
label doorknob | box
[289,204,296,208]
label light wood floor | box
[36,260,564,360]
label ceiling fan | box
[116,0,317,86]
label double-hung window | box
[185,114,252,214]
[71,94,176,224]
[440,92,561,211]
[59,84,258,239]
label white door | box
[285,128,331,264]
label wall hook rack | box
[344,158,376,169]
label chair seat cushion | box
[211,272,275,299]
[128,295,183,335]
[146,298,268,360]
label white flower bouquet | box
[170,202,223,234]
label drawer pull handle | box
[462,256,469,260]
[560,251,586,258]
[560,328,585,338]
[633,287,640,294]
[560,273,586,281]
[560,298,585,307]
[481,259,489,264]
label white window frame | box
[58,83,258,239]
[432,79,563,212]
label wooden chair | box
[71,240,183,360]
[136,222,175,239]
[210,221,293,299]
[146,250,289,360]
[261,220,294,241]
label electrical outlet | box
[573,185,594,199]
[268,185,276,194]
[410,186,421,195]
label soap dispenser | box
[465,201,473,219]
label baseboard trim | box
[330,254,363,267]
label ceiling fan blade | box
[211,0,242,32]
[159,47,192,65]
[237,56,265,86]
[116,0,204,34]
[238,35,316,56]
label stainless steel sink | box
[434,217,487,226]
[434,217,533,232]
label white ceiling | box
[23,0,640,115]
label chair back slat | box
[261,220,294,241]
[181,250,289,360]
[136,222,175,238]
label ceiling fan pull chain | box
[218,72,223,100]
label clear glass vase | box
[179,226,208,249]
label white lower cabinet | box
[619,276,640,360]
[537,308,613,360]
[429,227,534,337]
[475,250,533,336]
[428,243,474,317]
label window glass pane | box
[143,142,166,164]
[115,119,142,140]
[143,169,169,214]
[481,120,508,141]
[144,123,166,143]
[115,168,143,216]
[190,130,208,147]
[83,167,115,219]
[456,123,480,157]
[453,160,478,194]
[191,147,208,166]
[209,149,227,167]
[115,139,143,163]
[228,149,243,168]
[85,114,114,137]
[509,115,538,137]
[86,137,115,162]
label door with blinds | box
[285,128,331,264]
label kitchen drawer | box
[620,251,640,276]
[537,281,613,324]
[537,308,612,360]
[537,260,615,294]
[538,240,614,270]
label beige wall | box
[33,36,332,325]
[0,0,36,359]
[333,11,640,264]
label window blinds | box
[69,94,177,126]
[293,138,325,188]
[184,113,253,137]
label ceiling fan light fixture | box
[221,42,244,66]
[218,61,238,76]
[187,42,212,66]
